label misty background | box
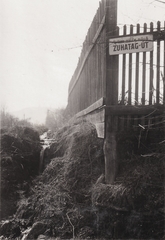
[1,0,164,124]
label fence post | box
[104,0,118,184]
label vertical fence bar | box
[142,23,147,105]
[134,24,140,128]
[128,25,133,105]
[149,22,154,105]
[135,24,140,105]
[134,24,140,129]
[121,25,127,130]
[127,25,133,128]
[156,21,161,104]
[122,25,127,104]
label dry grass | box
[5,120,165,239]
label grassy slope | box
[1,120,165,239]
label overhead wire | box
[53,0,165,53]
[155,0,165,3]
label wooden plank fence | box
[66,0,165,184]
[68,0,107,116]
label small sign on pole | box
[109,34,153,55]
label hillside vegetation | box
[1,126,41,220]
[0,118,164,239]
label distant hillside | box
[12,107,48,124]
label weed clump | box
[15,120,104,239]
[1,126,41,219]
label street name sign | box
[109,34,153,55]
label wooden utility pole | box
[104,0,118,184]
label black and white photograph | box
[0,0,165,239]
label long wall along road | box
[66,0,165,184]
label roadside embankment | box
[0,120,164,239]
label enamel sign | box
[109,34,153,55]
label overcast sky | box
[1,0,165,113]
